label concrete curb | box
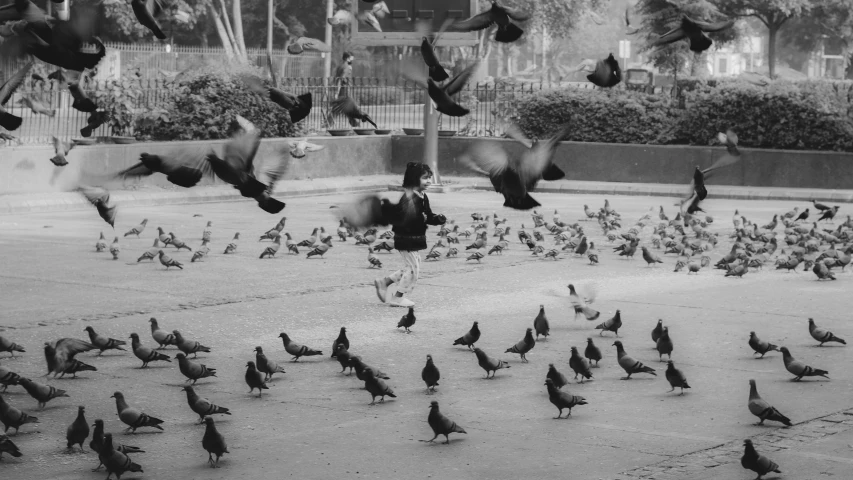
[390,179,853,204]
[0,182,391,215]
[4,176,853,215]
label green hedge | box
[514,79,853,152]
[135,65,305,141]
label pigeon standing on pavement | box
[0,336,25,357]
[149,318,177,349]
[66,405,89,452]
[129,333,171,368]
[747,379,792,426]
[278,333,323,361]
[807,318,846,346]
[505,328,536,362]
[423,401,466,444]
[596,310,622,336]
[546,363,569,389]
[176,353,217,385]
[0,433,22,459]
[18,377,69,409]
[0,395,39,434]
[656,327,674,361]
[748,332,779,358]
[202,417,228,468]
[741,439,781,479]
[473,348,511,378]
[780,347,829,381]
[137,239,161,262]
[124,218,148,238]
[111,391,164,433]
[157,250,183,270]
[254,346,286,381]
[613,341,657,379]
[569,347,593,383]
[183,386,231,423]
[584,338,602,367]
[363,367,397,405]
[100,433,144,479]
[109,237,120,259]
[84,327,127,356]
[533,305,550,339]
[397,307,416,333]
[245,361,269,397]
[651,320,664,345]
[421,354,440,393]
[90,420,144,462]
[544,378,587,419]
[453,322,481,350]
[330,327,349,358]
[664,361,690,394]
[173,331,211,358]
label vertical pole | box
[324,0,334,79]
[267,0,273,55]
[423,60,440,187]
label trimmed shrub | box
[514,88,678,144]
[514,79,853,152]
[135,64,305,141]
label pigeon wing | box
[501,5,530,22]
[692,18,735,33]
[504,122,533,149]
[448,10,495,32]
[55,338,96,360]
[223,130,261,174]
[0,61,32,106]
[460,141,510,180]
[443,61,480,96]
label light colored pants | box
[389,250,421,294]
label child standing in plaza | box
[374,162,446,307]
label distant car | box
[625,69,654,93]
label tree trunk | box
[209,5,235,60]
[232,0,248,58]
[218,0,243,62]
[768,24,778,78]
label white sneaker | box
[387,296,414,307]
[374,278,388,303]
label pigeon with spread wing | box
[448,0,530,43]
[461,123,569,210]
[402,60,480,117]
[651,15,735,53]
[77,185,117,227]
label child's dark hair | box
[402,162,433,188]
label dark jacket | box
[382,191,445,251]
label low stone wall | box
[0,136,391,195]
[1,134,850,195]
[392,136,853,190]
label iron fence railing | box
[0,78,602,145]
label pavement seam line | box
[616,407,853,479]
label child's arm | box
[422,195,446,226]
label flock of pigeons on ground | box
[0,2,837,479]
[1,190,849,478]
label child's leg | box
[394,251,419,295]
[375,251,409,303]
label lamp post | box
[267,0,274,55]
[324,0,333,79]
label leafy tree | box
[780,0,853,78]
[635,0,740,77]
[714,0,813,78]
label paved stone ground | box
[0,190,851,480]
